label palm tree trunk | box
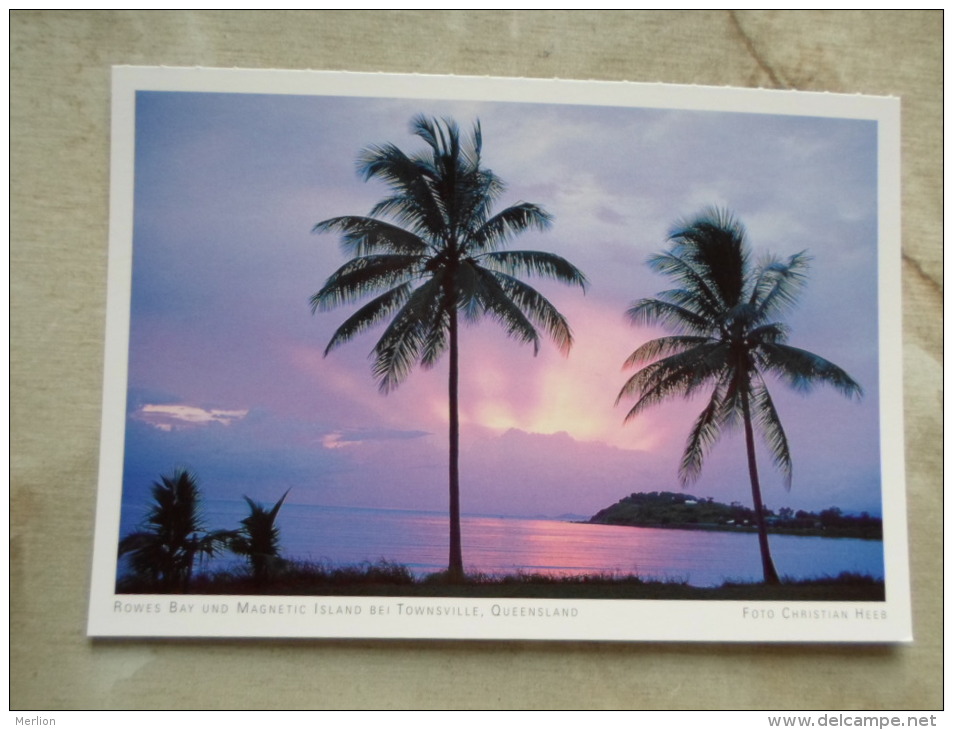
[183,538,196,593]
[447,306,464,580]
[740,387,781,585]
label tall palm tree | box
[616,208,861,584]
[118,469,232,592]
[230,490,290,584]
[312,116,587,578]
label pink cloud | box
[134,403,248,431]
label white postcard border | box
[88,67,910,643]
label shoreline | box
[117,565,886,602]
[582,519,884,541]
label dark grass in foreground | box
[118,560,885,601]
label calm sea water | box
[119,500,884,587]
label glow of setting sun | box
[458,350,664,452]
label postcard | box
[88,66,910,642]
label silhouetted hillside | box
[590,492,882,540]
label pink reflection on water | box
[455,516,881,587]
[151,502,883,588]
[462,517,715,580]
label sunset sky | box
[120,88,883,521]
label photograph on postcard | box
[88,67,909,642]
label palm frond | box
[465,169,506,224]
[372,316,426,393]
[679,384,728,484]
[371,278,445,392]
[750,379,793,489]
[313,216,428,256]
[118,468,225,591]
[617,342,729,417]
[311,254,422,311]
[625,297,712,334]
[231,490,290,582]
[645,252,726,321]
[465,119,483,170]
[758,343,863,398]
[323,283,414,355]
[751,250,811,320]
[357,143,446,235]
[479,249,588,290]
[454,259,485,322]
[191,530,234,559]
[718,366,746,431]
[652,286,715,314]
[366,195,440,236]
[418,287,452,369]
[269,489,291,521]
[668,206,748,308]
[483,270,574,354]
[621,335,714,369]
[469,204,554,252]
[411,114,444,153]
[469,268,541,353]
[746,322,789,346]
[118,531,155,557]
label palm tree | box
[312,116,587,579]
[118,469,232,592]
[616,208,861,584]
[230,490,290,584]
